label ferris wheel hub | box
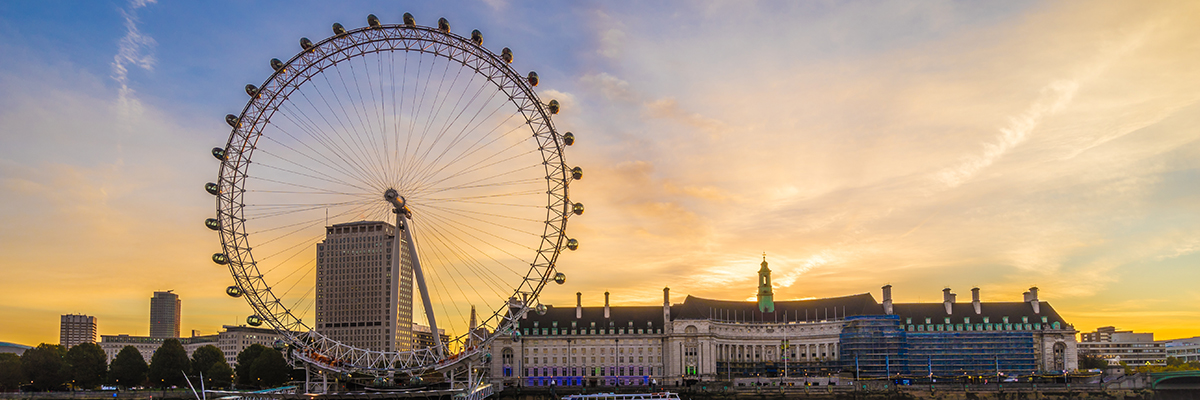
[384,188,412,218]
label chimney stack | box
[882,285,893,315]
[663,287,671,320]
[971,287,981,315]
[1025,287,1040,314]
[604,291,611,319]
[576,292,583,319]
[943,288,956,315]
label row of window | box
[525,356,662,364]
[906,322,1059,332]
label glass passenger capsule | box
[205,182,220,195]
[471,30,483,45]
[571,166,583,180]
[566,238,579,251]
[205,218,220,230]
[270,58,285,72]
[244,84,258,97]
[300,37,314,51]
[247,315,263,326]
[225,114,239,128]
[535,304,547,315]
[226,285,243,297]
[501,48,513,63]
[563,132,575,146]
[527,71,539,87]
[547,100,560,115]
[332,23,347,35]
[403,13,415,26]
[211,147,226,160]
[438,18,450,32]
[212,253,229,265]
[572,203,584,215]
[367,14,380,27]
[554,272,566,285]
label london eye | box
[204,13,581,380]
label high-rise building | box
[315,221,412,352]
[150,291,181,338]
[412,323,449,350]
[60,314,97,348]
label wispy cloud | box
[112,0,157,123]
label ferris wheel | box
[204,13,582,377]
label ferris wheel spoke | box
[289,88,387,190]
[420,202,544,224]
[415,220,508,312]
[405,66,494,184]
[405,84,509,184]
[253,160,376,194]
[420,177,544,195]
[415,210,526,283]
[419,198,545,209]
[373,53,394,185]
[398,61,455,187]
[245,175,369,202]
[416,201,541,240]
[409,115,527,190]
[245,197,375,221]
[347,54,393,186]
[416,205,537,253]
[422,190,544,204]
[414,162,541,196]
[408,146,538,195]
[268,105,385,189]
[257,231,325,265]
[272,258,316,299]
[314,71,389,187]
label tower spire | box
[757,254,774,313]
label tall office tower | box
[316,221,413,352]
[150,291,181,338]
[60,314,98,348]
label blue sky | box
[1,1,1199,345]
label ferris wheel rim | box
[213,20,571,374]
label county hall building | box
[486,257,1078,387]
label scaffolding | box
[839,315,1037,379]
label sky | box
[1,1,1199,346]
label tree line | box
[0,339,292,392]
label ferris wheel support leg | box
[399,212,444,358]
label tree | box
[234,344,266,387]
[108,346,148,389]
[206,363,234,389]
[1078,354,1108,370]
[0,353,23,392]
[147,339,190,388]
[190,345,232,389]
[21,344,67,391]
[65,343,107,389]
[248,348,290,388]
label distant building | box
[315,221,412,352]
[150,291,181,338]
[1165,337,1200,363]
[413,323,449,350]
[60,314,98,348]
[0,342,31,356]
[1077,327,1165,366]
[100,325,291,366]
[485,258,1079,388]
[100,333,217,363]
[217,325,292,366]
